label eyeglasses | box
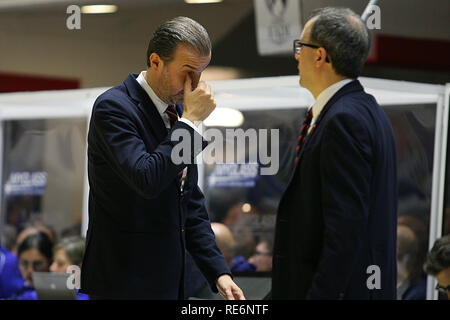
[293,40,330,62]
[435,283,450,294]
[293,40,320,56]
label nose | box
[22,265,34,279]
[49,262,57,273]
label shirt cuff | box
[179,117,202,135]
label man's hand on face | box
[216,274,246,300]
[181,75,216,123]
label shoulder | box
[323,88,380,137]
[92,83,136,117]
[95,82,132,106]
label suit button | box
[181,228,185,233]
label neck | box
[144,70,155,91]
[144,70,166,103]
[310,73,348,99]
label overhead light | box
[185,0,223,4]
[81,5,118,14]
[204,107,244,127]
[242,203,252,213]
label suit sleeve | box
[307,112,373,299]
[185,185,232,293]
[91,98,205,199]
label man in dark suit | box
[272,7,398,299]
[81,17,244,300]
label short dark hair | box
[18,231,53,263]
[423,234,450,276]
[146,16,211,67]
[308,7,370,78]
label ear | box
[149,52,163,71]
[315,47,329,67]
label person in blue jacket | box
[0,243,24,299]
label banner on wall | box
[207,163,259,188]
[4,171,48,196]
[254,0,302,56]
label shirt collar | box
[136,71,169,118]
[311,78,354,120]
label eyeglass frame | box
[293,40,320,55]
[435,283,450,294]
[293,39,330,63]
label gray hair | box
[146,16,211,67]
[308,7,370,78]
[423,234,450,276]
[54,236,85,266]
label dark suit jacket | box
[272,80,398,300]
[80,73,230,299]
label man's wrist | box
[216,273,233,282]
[181,115,198,124]
[179,117,202,135]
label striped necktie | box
[295,108,317,164]
[164,105,185,188]
[165,105,179,129]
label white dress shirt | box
[308,79,354,133]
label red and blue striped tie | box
[165,105,179,128]
[295,108,316,164]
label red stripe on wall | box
[0,72,79,93]
[366,34,450,72]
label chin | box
[299,77,304,88]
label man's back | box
[273,80,397,299]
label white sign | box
[4,171,47,196]
[254,0,302,56]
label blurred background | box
[0,0,449,91]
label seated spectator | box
[211,222,235,268]
[50,236,88,300]
[12,221,56,256]
[231,256,256,273]
[423,234,450,300]
[9,231,53,300]
[248,236,273,272]
[0,243,23,299]
[396,215,428,300]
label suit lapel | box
[282,80,363,194]
[123,73,168,143]
[295,80,362,162]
